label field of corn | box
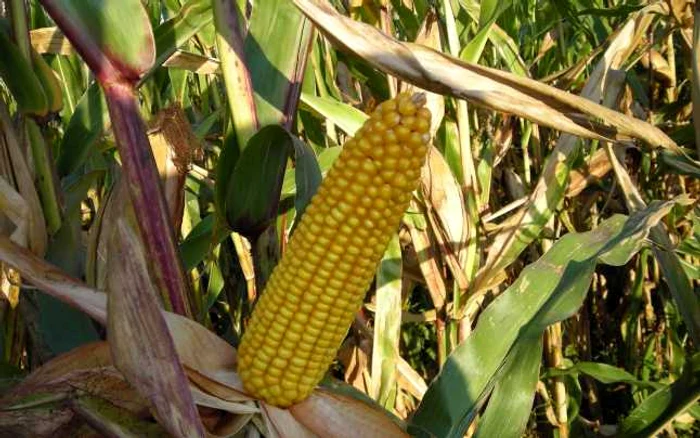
[1,0,699,437]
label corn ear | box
[238,92,431,407]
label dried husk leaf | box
[261,404,318,438]
[190,386,258,414]
[290,388,408,438]
[0,405,75,437]
[106,217,205,438]
[29,27,73,55]
[405,211,447,311]
[0,177,30,247]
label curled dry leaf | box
[396,359,428,400]
[404,209,447,311]
[290,388,408,438]
[190,386,258,415]
[0,102,47,255]
[0,235,108,323]
[162,50,221,75]
[262,404,318,438]
[640,49,674,85]
[86,180,123,291]
[291,0,678,152]
[0,177,31,247]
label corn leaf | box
[474,336,542,438]
[29,49,62,113]
[222,125,320,238]
[153,0,212,71]
[619,354,700,437]
[0,26,48,115]
[39,0,154,81]
[544,361,660,389]
[245,0,314,129]
[300,93,367,135]
[214,0,258,148]
[411,199,684,437]
[56,83,109,177]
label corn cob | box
[238,92,431,407]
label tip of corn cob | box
[237,92,431,407]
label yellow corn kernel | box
[237,92,431,407]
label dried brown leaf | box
[0,235,107,323]
[405,214,447,310]
[0,177,30,247]
[292,0,678,151]
[0,405,75,438]
[420,147,470,289]
[566,148,613,198]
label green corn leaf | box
[40,0,155,80]
[300,93,367,136]
[152,0,213,76]
[222,125,320,240]
[0,27,48,115]
[30,49,63,113]
[475,336,542,438]
[619,354,700,437]
[411,199,684,438]
[245,0,314,128]
[56,83,109,177]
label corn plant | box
[0,0,698,437]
